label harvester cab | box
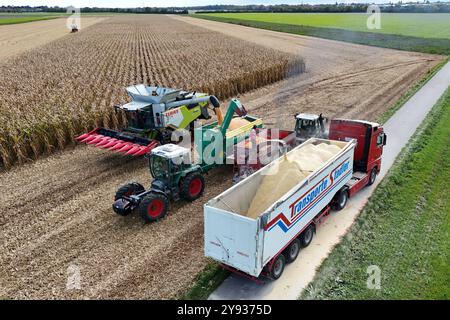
[76,84,221,156]
[294,113,327,142]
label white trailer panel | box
[204,138,355,277]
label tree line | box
[1,2,450,14]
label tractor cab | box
[149,144,192,186]
[294,113,326,142]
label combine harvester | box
[76,84,223,156]
[204,119,386,280]
[112,99,263,222]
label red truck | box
[206,117,387,280]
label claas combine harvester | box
[76,84,223,156]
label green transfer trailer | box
[112,99,263,223]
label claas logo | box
[165,109,179,117]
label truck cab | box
[329,119,386,195]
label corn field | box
[0,15,305,168]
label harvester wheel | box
[180,172,205,201]
[139,192,169,223]
[114,182,145,201]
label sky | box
[0,0,416,8]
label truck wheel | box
[139,192,169,223]
[300,225,314,248]
[367,168,377,186]
[269,254,286,280]
[333,189,348,211]
[114,182,145,201]
[181,172,205,201]
[284,239,301,263]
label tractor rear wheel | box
[139,192,169,223]
[114,182,145,201]
[180,172,205,201]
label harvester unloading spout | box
[76,84,221,156]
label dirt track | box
[0,17,105,61]
[0,15,444,299]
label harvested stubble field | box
[0,15,444,299]
[0,14,304,168]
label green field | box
[195,13,450,54]
[0,13,62,25]
[202,13,450,39]
[301,88,450,299]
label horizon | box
[0,0,446,9]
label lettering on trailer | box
[264,158,351,233]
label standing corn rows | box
[0,15,305,168]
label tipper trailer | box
[204,119,386,280]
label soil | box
[0,15,444,299]
[0,17,105,61]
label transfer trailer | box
[112,99,263,223]
[204,119,386,280]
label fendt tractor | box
[76,84,223,156]
[112,98,263,222]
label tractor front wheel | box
[114,182,145,201]
[181,172,205,201]
[113,182,145,216]
[139,192,169,223]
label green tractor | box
[112,99,263,222]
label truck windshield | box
[150,155,169,179]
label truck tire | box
[367,168,377,186]
[114,182,145,201]
[284,238,301,263]
[269,254,286,280]
[138,192,169,223]
[300,225,314,248]
[180,172,205,201]
[333,189,348,211]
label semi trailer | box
[204,119,386,280]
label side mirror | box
[383,133,387,146]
